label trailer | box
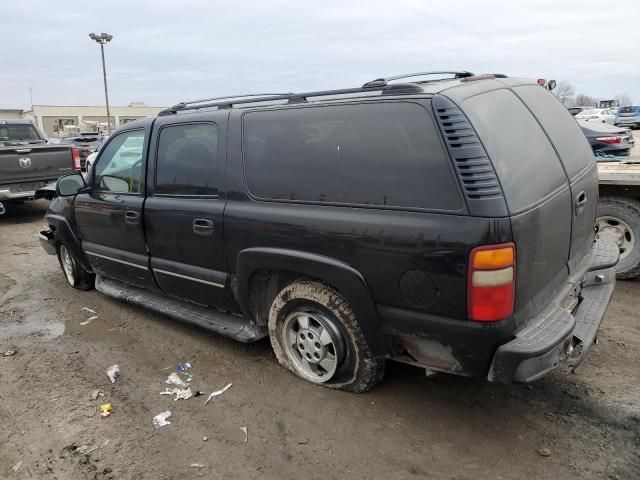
[597,161,640,278]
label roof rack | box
[159,83,424,115]
[362,71,474,88]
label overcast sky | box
[1,0,639,109]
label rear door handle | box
[124,211,140,225]
[193,218,214,236]
[575,191,587,215]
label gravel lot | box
[1,200,639,479]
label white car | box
[575,108,616,125]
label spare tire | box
[596,196,640,279]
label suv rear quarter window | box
[242,102,463,212]
[462,89,567,214]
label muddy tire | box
[268,279,385,393]
[56,243,95,290]
[596,197,640,280]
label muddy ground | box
[0,200,639,480]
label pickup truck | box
[0,119,78,213]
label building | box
[0,108,25,120]
[19,102,166,137]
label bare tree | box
[553,81,576,106]
[575,94,597,107]
[615,93,633,106]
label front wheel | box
[268,280,385,392]
[56,243,95,290]
[596,197,640,279]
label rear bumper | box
[0,180,54,201]
[488,238,619,383]
[0,188,36,200]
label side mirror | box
[547,79,557,91]
[56,173,88,197]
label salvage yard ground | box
[1,201,639,480]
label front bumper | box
[38,229,57,255]
[488,238,619,383]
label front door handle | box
[193,218,214,236]
[124,211,140,225]
[575,191,587,215]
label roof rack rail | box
[159,83,424,115]
[362,71,474,88]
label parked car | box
[0,119,78,211]
[39,72,618,392]
[615,105,640,128]
[60,133,103,171]
[575,108,616,124]
[579,120,635,158]
[568,106,592,116]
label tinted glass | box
[0,124,40,142]
[156,123,218,195]
[514,85,595,179]
[242,103,462,210]
[463,89,567,214]
[619,106,639,114]
[94,130,145,194]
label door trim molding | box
[85,251,148,270]
[153,268,225,288]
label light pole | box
[89,32,113,134]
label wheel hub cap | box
[596,216,635,260]
[282,311,344,383]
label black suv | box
[39,72,619,392]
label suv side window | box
[242,102,462,211]
[155,123,218,196]
[94,130,145,194]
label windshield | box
[61,136,100,144]
[0,123,41,142]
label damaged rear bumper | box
[488,238,619,383]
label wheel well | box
[246,269,304,326]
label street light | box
[88,32,114,134]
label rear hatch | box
[444,81,597,323]
[617,106,640,122]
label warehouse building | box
[17,102,165,137]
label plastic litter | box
[107,365,120,383]
[203,436,208,441]
[240,426,248,443]
[204,383,232,406]
[153,410,172,428]
[160,387,193,401]
[176,362,192,372]
[82,307,96,314]
[12,460,23,472]
[99,403,112,419]
[190,463,206,469]
[80,315,98,326]
[3,350,16,357]
[165,372,188,388]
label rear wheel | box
[596,197,640,279]
[57,244,95,290]
[268,279,385,392]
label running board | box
[95,275,267,343]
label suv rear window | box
[514,85,594,179]
[463,89,566,214]
[618,106,639,114]
[242,102,462,211]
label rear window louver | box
[432,94,508,217]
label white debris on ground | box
[80,315,98,326]
[153,411,172,428]
[165,372,188,388]
[204,383,232,406]
[107,365,120,383]
[240,426,248,443]
[160,387,193,401]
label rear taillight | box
[468,243,515,322]
[71,147,81,171]
[596,136,622,144]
